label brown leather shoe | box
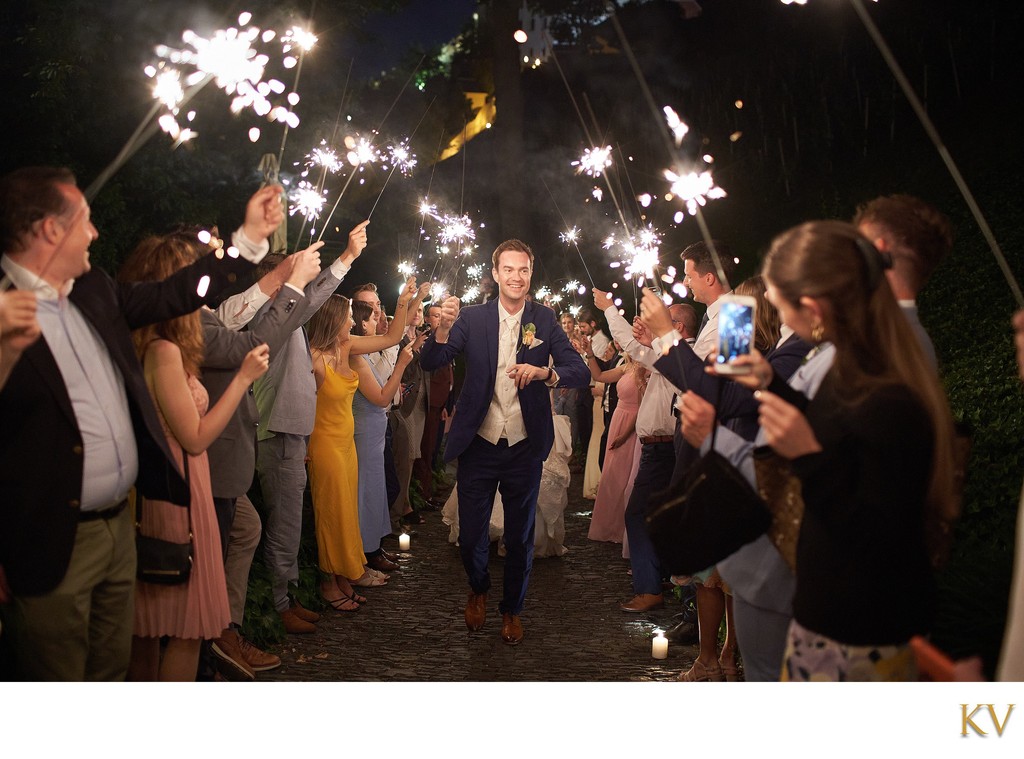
[465,591,487,631]
[279,607,316,634]
[237,634,282,672]
[288,599,321,624]
[380,549,402,564]
[367,553,400,572]
[619,593,664,613]
[500,613,523,645]
[210,628,255,681]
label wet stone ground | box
[261,469,701,682]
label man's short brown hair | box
[0,166,77,253]
[853,194,953,290]
[491,239,534,269]
[680,239,737,288]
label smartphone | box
[715,294,757,374]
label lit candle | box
[652,630,668,660]
[398,533,411,551]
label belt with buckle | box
[79,498,129,522]
[639,435,674,445]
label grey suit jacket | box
[201,284,310,499]
[254,265,346,439]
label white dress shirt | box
[603,305,675,439]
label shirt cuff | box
[329,257,352,279]
[651,329,683,357]
[230,228,270,263]
[215,283,269,331]
[282,282,304,296]
[545,367,560,387]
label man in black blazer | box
[0,166,282,680]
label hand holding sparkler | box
[405,282,431,326]
[396,277,419,310]
[0,291,42,388]
[591,288,614,311]
[434,296,461,340]
[632,317,654,348]
[286,241,324,290]
[340,220,370,266]
[639,287,674,339]
[242,185,285,244]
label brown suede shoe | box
[619,593,664,613]
[238,634,282,672]
[279,607,316,634]
[210,628,255,681]
[288,599,321,624]
[465,591,487,631]
[500,613,523,645]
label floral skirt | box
[781,619,917,682]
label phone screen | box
[716,300,755,365]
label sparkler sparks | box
[385,142,418,176]
[559,227,580,245]
[148,14,301,144]
[663,167,727,217]
[345,135,381,167]
[288,180,327,222]
[438,213,475,247]
[306,143,343,173]
[281,26,318,53]
[572,146,613,178]
[397,261,417,277]
[663,106,689,146]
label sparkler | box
[85,13,300,200]
[438,214,476,248]
[367,140,418,219]
[572,146,613,178]
[663,168,727,217]
[288,181,327,223]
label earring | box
[811,322,824,343]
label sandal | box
[325,595,360,613]
[719,658,742,682]
[679,659,725,682]
[352,571,388,587]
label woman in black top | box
[733,220,958,681]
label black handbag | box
[136,445,194,585]
[644,384,771,575]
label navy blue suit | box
[420,298,588,614]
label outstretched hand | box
[756,389,822,459]
[639,287,674,338]
[592,288,614,311]
[242,185,285,243]
[286,241,324,289]
[342,220,370,264]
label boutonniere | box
[520,323,543,350]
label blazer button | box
[69,499,81,508]
[72,445,83,455]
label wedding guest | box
[705,221,958,681]
[307,285,420,610]
[583,341,647,544]
[350,294,422,576]
[393,307,430,528]
[199,242,323,679]
[0,167,279,681]
[581,379,605,499]
[118,233,272,681]
[252,222,370,634]
[415,303,454,507]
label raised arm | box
[350,278,426,355]
[147,340,269,455]
[350,343,415,407]
[419,296,466,371]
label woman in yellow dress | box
[306,285,422,610]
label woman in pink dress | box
[119,233,270,681]
[583,340,648,543]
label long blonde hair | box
[764,220,959,565]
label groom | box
[420,239,588,644]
